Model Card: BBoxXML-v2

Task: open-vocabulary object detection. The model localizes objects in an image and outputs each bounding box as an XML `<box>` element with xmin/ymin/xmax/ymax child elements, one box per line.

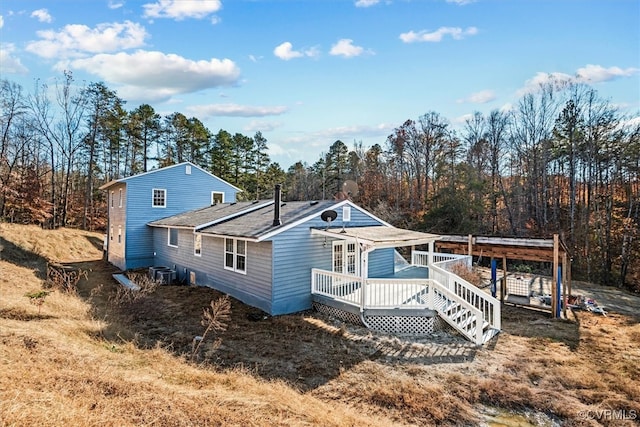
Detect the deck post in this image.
<box><xmin>501</xmin><ymin>255</ymin><xmax>507</xmax><ymax>303</ymax></box>
<box><xmin>360</xmin><ymin>249</ymin><xmax>369</xmax><ymax>310</ymax></box>
<box><xmin>552</xmin><ymin>234</ymin><xmax>559</xmax><ymax>318</ymax></box>
<box><xmin>428</xmin><ymin>241</ymin><xmax>434</xmax><ymax>266</ymax></box>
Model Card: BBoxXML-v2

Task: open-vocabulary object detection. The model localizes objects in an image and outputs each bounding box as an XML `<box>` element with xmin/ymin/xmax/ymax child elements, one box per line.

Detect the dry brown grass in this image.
<box><xmin>2</xmin><ymin>223</ymin><xmax>640</xmax><ymax>426</ymax></box>
<box><xmin>0</xmin><ymin>224</ymin><xmax>397</xmax><ymax>427</ymax></box>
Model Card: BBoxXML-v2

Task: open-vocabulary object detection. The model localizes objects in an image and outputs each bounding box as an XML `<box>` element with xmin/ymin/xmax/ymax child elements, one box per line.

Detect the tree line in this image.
<box><xmin>1</xmin><ymin>73</ymin><xmax>638</xmax><ymax>289</ymax></box>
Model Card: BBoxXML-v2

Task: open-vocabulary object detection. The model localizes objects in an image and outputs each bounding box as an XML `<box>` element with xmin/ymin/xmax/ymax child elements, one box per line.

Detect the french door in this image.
<box><xmin>332</xmin><ymin>240</ymin><xmax>359</xmax><ymax>276</ymax></box>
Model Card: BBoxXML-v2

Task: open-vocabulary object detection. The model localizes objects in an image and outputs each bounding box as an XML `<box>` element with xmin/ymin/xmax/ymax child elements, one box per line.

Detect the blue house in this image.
<box><xmin>103</xmin><ymin>162</ymin><xmax>501</xmax><ymax>344</ymax></box>
<box><xmin>99</xmin><ymin>162</ymin><xmax>240</xmax><ymax>271</ymax></box>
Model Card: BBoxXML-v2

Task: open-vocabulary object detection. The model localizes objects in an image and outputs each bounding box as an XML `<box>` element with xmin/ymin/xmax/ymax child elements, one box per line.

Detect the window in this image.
<box><xmin>194</xmin><ymin>234</ymin><xmax>202</xmax><ymax>256</ymax></box>
<box><xmin>168</xmin><ymin>228</ymin><xmax>178</xmax><ymax>247</ymax></box>
<box><xmin>152</xmin><ymin>188</ymin><xmax>166</xmax><ymax>208</ymax></box>
<box><xmin>185</xmin><ymin>165</ymin><xmax>192</xmax><ymax>175</ymax></box>
<box><xmin>117</xmin><ymin>226</ymin><xmax>122</xmax><ymax>244</ymax></box>
<box><xmin>110</xmin><ymin>225</ymin><xmax>113</xmax><ymax>241</ymax></box>
<box><xmin>343</xmin><ymin>206</ymin><xmax>351</xmax><ymax>222</ymax></box>
<box><xmin>110</xmin><ymin>191</ymin><xmax>114</xmax><ymax>208</ymax></box>
<box><xmin>224</xmin><ymin>238</ymin><xmax>247</xmax><ymax>274</ymax></box>
<box><xmin>333</xmin><ymin>241</ymin><xmax>359</xmax><ymax>276</ymax></box>
<box><xmin>118</xmin><ymin>189</ymin><xmax>123</xmax><ymax>208</ymax></box>
<box><xmin>211</xmin><ymin>191</ymin><xmax>224</xmax><ymax>205</ymax></box>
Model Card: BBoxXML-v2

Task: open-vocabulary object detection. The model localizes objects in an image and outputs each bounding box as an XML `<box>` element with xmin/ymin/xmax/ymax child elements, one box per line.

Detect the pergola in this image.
<box><xmin>435</xmin><ymin>234</ymin><xmax>571</xmax><ymax>318</ymax></box>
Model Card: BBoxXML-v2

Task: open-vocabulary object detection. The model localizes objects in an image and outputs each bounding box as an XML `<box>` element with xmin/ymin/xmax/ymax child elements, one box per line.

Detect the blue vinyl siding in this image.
<box><xmin>152</xmin><ymin>228</ymin><xmax>273</xmax><ymax>313</ymax></box>
<box><xmin>368</xmin><ymin>248</ymin><xmax>395</xmax><ymax>278</ymax></box>
<box><xmin>120</xmin><ymin>164</ymin><xmax>238</xmax><ymax>270</ymax></box>
<box><xmin>270</xmin><ymin>204</ymin><xmax>386</xmax><ymax>314</ymax></box>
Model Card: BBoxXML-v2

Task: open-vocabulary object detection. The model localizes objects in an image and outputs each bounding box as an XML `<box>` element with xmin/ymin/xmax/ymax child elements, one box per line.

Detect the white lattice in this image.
<box><xmin>364</xmin><ymin>315</ymin><xmax>435</xmax><ymax>335</ymax></box>
<box><xmin>312</xmin><ymin>302</ymin><xmax>363</xmax><ymax>325</ymax></box>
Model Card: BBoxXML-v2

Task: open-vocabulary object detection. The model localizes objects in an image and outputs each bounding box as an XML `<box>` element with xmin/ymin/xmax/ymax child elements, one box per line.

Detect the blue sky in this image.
<box><xmin>1</xmin><ymin>0</ymin><xmax>639</xmax><ymax>169</ymax></box>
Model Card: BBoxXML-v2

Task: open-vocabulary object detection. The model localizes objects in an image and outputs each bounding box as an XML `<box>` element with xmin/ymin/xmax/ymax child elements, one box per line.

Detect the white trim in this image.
<box><xmin>256</xmin><ymin>199</ymin><xmax>390</xmax><ymax>242</ymax></box>
<box><xmin>332</xmin><ymin>240</ymin><xmax>360</xmax><ymax>276</ymax></box>
<box><xmin>168</xmin><ymin>228</ymin><xmax>178</xmax><ymax>247</ymax></box>
<box><xmin>152</xmin><ymin>188</ymin><xmax>166</xmax><ymax>208</ymax></box>
<box><xmin>194</xmin><ymin>233</ymin><xmax>202</xmax><ymax>257</ymax></box>
<box><xmin>194</xmin><ymin>201</ymin><xmax>274</xmax><ymax>231</ymax></box>
<box><xmin>211</xmin><ymin>191</ymin><xmax>225</xmax><ymax>205</ymax></box>
<box><xmin>224</xmin><ymin>237</ymin><xmax>247</xmax><ymax>274</ymax></box>
<box><xmin>100</xmin><ymin>161</ymin><xmax>242</xmax><ymax>192</ymax></box>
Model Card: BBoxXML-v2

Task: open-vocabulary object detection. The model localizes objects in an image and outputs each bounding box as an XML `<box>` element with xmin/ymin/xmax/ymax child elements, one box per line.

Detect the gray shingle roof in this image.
<box><xmin>148</xmin><ymin>200</ymin><xmax>271</xmax><ymax>228</ymax></box>
<box><xmin>148</xmin><ymin>199</ymin><xmax>339</xmax><ymax>239</ymax></box>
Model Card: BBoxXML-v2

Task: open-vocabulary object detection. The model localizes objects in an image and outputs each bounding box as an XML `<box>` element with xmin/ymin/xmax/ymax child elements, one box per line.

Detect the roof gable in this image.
<box><xmin>99</xmin><ymin>162</ymin><xmax>241</xmax><ymax>192</ymax></box>
<box><xmin>148</xmin><ymin>199</ymin><xmax>387</xmax><ymax>241</ymax></box>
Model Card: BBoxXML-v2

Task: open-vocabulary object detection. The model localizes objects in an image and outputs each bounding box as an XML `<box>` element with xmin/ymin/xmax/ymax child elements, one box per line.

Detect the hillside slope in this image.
<box><xmin>1</xmin><ymin>223</ymin><xmax>639</xmax><ymax>426</ymax></box>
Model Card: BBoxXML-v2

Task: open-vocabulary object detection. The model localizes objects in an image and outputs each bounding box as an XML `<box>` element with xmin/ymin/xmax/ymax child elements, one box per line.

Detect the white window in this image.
<box><xmin>168</xmin><ymin>228</ymin><xmax>178</xmax><ymax>247</ymax></box>
<box><xmin>152</xmin><ymin>188</ymin><xmax>166</xmax><ymax>208</ymax></box>
<box><xmin>185</xmin><ymin>165</ymin><xmax>192</xmax><ymax>175</ymax></box>
<box><xmin>224</xmin><ymin>238</ymin><xmax>247</xmax><ymax>274</ymax></box>
<box><xmin>343</xmin><ymin>206</ymin><xmax>351</xmax><ymax>222</ymax></box>
<box><xmin>194</xmin><ymin>234</ymin><xmax>202</xmax><ymax>256</ymax></box>
<box><xmin>117</xmin><ymin>226</ymin><xmax>122</xmax><ymax>244</ymax></box>
<box><xmin>118</xmin><ymin>189</ymin><xmax>123</xmax><ymax>208</ymax></box>
<box><xmin>110</xmin><ymin>225</ymin><xmax>113</xmax><ymax>241</ymax></box>
<box><xmin>332</xmin><ymin>240</ymin><xmax>359</xmax><ymax>276</ymax></box>
<box><xmin>110</xmin><ymin>191</ymin><xmax>114</xmax><ymax>208</ymax></box>
<box><xmin>212</xmin><ymin>191</ymin><xmax>224</xmax><ymax>205</ymax></box>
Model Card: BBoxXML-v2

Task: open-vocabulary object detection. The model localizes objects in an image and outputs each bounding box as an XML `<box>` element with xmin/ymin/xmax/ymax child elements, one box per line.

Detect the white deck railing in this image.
<box><xmin>311</xmin><ymin>269</ymin><xmax>363</xmax><ymax>306</ymax></box>
<box><xmin>311</xmin><ymin>251</ymin><xmax>501</xmax><ymax>344</ymax></box>
<box><xmin>413</xmin><ymin>251</ymin><xmax>501</xmax><ymax>331</ymax></box>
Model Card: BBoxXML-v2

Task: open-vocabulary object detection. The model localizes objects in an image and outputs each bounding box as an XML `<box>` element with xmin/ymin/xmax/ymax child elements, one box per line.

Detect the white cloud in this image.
<box><xmin>244</xmin><ymin>120</ymin><xmax>283</xmax><ymax>133</ymax></box>
<box><xmin>31</xmin><ymin>9</ymin><xmax>53</xmax><ymax>23</ymax></box>
<box><xmin>143</xmin><ymin>0</ymin><xmax>222</xmax><ymax>20</ymax></box>
<box><xmin>330</xmin><ymin>39</ymin><xmax>370</xmax><ymax>58</ymax></box>
<box><xmin>68</xmin><ymin>50</ymin><xmax>240</xmax><ymax>102</ymax></box>
<box><xmin>0</xmin><ymin>15</ymin><xmax>4</xmax><ymax>29</ymax></box>
<box><xmin>187</xmin><ymin>103</ymin><xmax>288</xmax><ymax>118</ymax></box>
<box><xmin>108</xmin><ymin>1</ymin><xmax>124</xmax><ymax>9</ymax></box>
<box><xmin>0</xmin><ymin>43</ymin><xmax>29</xmax><ymax>74</ymax></box>
<box><xmin>446</xmin><ymin>0</ymin><xmax>476</xmax><ymax>5</ymax></box>
<box><xmin>26</xmin><ymin>21</ymin><xmax>148</xmax><ymax>59</ymax></box>
<box><xmin>453</xmin><ymin>113</ymin><xmax>474</xmax><ymax>125</ymax></box>
<box><xmin>355</xmin><ymin>0</ymin><xmax>380</xmax><ymax>7</ymax></box>
<box><xmin>576</xmin><ymin>64</ymin><xmax>639</xmax><ymax>83</ymax></box>
<box><xmin>273</xmin><ymin>42</ymin><xmax>318</xmax><ymax>60</ymax></box>
<box><xmin>457</xmin><ymin>89</ymin><xmax>496</xmax><ymax>104</ymax></box>
<box><xmin>274</xmin><ymin>42</ymin><xmax>302</xmax><ymax>60</ymax></box>
<box><xmin>517</xmin><ymin>65</ymin><xmax>639</xmax><ymax>96</ymax></box>
<box><xmin>400</xmin><ymin>26</ymin><xmax>478</xmax><ymax>43</ymax></box>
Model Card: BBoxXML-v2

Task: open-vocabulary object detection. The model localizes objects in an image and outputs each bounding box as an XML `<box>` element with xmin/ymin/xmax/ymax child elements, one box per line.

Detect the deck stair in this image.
<box><xmin>434</xmin><ymin>286</ymin><xmax>499</xmax><ymax>344</ymax></box>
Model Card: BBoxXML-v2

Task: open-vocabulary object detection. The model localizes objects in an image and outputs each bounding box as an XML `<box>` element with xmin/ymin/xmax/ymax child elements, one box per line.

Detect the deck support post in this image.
<box><xmin>428</xmin><ymin>241</ymin><xmax>434</xmax><ymax>266</ymax></box>
<box><xmin>501</xmin><ymin>256</ymin><xmax>507</xmax><ymax>303</ymax></box>
<box><xmin>552</xmin><ymin>234</ymin><xmax>559</xmax><ymax>319</ymax></box>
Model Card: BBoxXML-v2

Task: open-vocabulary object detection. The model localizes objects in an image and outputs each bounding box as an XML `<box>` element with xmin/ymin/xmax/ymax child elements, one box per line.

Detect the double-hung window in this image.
<box><xmin>194</xmin><ymin>234</ymin><xmax>202</xmax><ymax>256</ymax></box>
<box><xmin>168</xmin><ymin>228</ymin><xmax>178</xmax><ymax>247</ymax></box>
<box><xmin>152</xmin><ymin>188</ymin><xmax>166</xmax><ymax>208</ymax></box>
<box><xmin>224</xmin><ymin>238</ymin><xmax>246</xmax><ymax>274</ymax></box>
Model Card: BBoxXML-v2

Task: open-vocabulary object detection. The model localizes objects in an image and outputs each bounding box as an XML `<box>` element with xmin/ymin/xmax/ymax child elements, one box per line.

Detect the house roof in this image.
<box><xmin>98</xmin><ymin>161</ymin><xmax>242</xmax><ymax>192</ymax></box>
<box><xmin>149</xmin><ymin>199</ymin><xmax>343</xmax><ymax>241</ymax></box>
<box><xmin>311</xmin><ymin>226</ymin><xmax>441</xmax><ymax>250</ymax></box>
<box><xmin>150</xmin><ymin>197</ymin><xmax>441</xmax><ymax>247</ymax></box>
<box><xmin>148</xmin><ymin>200</ymin><xmax>273</xmax><ymax>229</ymax></box>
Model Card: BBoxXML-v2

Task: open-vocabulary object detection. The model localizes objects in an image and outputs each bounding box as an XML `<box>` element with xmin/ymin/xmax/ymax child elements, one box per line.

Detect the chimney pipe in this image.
<box><xmin>272</xmin><ymin>184</ymin><xmax>282</xmax><ymax>226</ymax></box>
